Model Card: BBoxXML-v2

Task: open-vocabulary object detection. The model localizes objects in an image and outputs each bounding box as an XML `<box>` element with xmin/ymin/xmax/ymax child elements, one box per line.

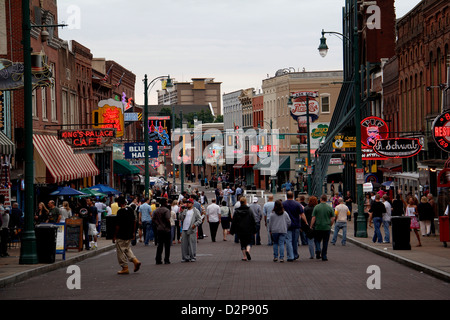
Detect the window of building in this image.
<box><xmin>321</xmin><ymin>94</ymin><xmax>330</xmax><ymax>113</ymax></box>
<box><xmin>50</xmin><ymin>64</ymin><xmax>57</xmax><ymax>121</ymax></box>
<box><xmin>41</xmin><ymin>87</ymin><xmax>47</xmax><ymax>120</ymax></box>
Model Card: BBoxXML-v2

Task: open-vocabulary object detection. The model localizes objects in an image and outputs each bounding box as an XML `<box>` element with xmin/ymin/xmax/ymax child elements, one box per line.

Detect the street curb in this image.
<box><xmin>0</xmin><ymin>244</ymin><xmax>116</xmax><ymax>288</ymax></box>
<box><xmin>341</xmin><ymin>233</ymin><xmax>450</xmax><ymax>283</ymax></box>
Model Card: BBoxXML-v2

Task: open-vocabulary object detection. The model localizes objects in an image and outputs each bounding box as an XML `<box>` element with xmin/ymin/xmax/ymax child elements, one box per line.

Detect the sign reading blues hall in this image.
<box><xmin>124</xmin><ymin>142</ymin><xmax>158</xmax><ymax>159</ymax></box>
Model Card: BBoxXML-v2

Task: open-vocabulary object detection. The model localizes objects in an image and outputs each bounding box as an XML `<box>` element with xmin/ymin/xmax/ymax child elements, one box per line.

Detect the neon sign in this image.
<box><xmin>92</xmin><ymin>99</ymin><xmax>125</xmax><ymax>137</ymax></box>
<box><xmin>148</xmin><ymin>116</ymin><xmax>171</xmax><ymax>146</ymax></box>
<box><xmin>373</xmin><ymin>138</ymin><xmax>422</xmax><ymax>159</ymax></box>
<box><xmin>432</xmin><ymin>111</ymin><xmax>450</xmax><ymax>152</ymax></box>
<box><xmin>58</xmin><ymin>129</ymin><xmax>116</xmax><ymax>148</ymax></box>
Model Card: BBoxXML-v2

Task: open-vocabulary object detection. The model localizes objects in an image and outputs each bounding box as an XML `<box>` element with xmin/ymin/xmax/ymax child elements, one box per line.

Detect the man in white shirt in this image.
<box><xmin>180</xmin><ymin>199</ymin><xmax>202</xmax><ymax>262</ymax></box>
<box><xmin>382</xmin><ymin>195</ymin><xmax>392</xmax><ymax>243</ymax></box>
<box><xmin>331</xmin><ymin>198</ymin><xmax>349</xmax><ymax>246</ymax></box>
<box><xmin>206</xmin><ymin>199</ymin><xmax>221</xmax><ymax>242</ymax></box>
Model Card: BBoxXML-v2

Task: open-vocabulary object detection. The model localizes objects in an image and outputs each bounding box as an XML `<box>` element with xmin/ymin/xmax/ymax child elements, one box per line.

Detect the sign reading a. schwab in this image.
<box><xmin>124</xmin><ymin>142</ymin><xmax>158</xmax><ymax>159</ymax></box>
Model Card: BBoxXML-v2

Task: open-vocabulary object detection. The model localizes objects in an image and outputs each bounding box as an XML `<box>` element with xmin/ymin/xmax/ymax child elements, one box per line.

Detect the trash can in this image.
<box><xmin>439</xmin><ymin>215</ymin><xmax>449</xmax><ymax>247</ymax></box>
<box><xmin>391</xmin><ymin>216</ymin><xmax>411</xmax><ymax>250</ymax></box>
<box><xmin>105</xmin><ymin>215</ymin><xmax>118</xmax><ymax>240</ymax></box>
<box><xmin>35</xmin><ymin>224</ymin><xmax>58</xmax><ymax>263</ymax></box>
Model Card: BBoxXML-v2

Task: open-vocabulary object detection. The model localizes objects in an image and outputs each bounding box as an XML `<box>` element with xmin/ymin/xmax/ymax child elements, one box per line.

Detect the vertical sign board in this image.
<box><xmin>65</xmin><ymin>218</ymin><xmax>83</xmax><ymax>251</ymax></box>
<box><xmin>55</xmin><ymin>222</ymin><xmax>66</xmax><ymax>260</ymax></box>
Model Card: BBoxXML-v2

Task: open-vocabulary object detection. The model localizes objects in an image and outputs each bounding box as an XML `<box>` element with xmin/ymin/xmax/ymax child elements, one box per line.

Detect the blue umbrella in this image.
<box><xmin>89</xmin><ymin>184</ymin><xmax>121</xmax><ymax>196</ymax></box>
<box><xmin>50</xmin><ymin>186</ymin><xmax>87</xmax><ymax>196</ymax></box>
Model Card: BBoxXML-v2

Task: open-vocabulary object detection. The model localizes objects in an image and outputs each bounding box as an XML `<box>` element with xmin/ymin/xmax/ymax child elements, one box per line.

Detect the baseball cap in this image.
<box><xmin>253</xmin><ymin>197</ymin><xmax>258</xmax><ymax>203</ymax></box>
<box><xmin>185</xmin><ymin>198</ymin><xmax>194</xmax><ymax>204</ymax></box>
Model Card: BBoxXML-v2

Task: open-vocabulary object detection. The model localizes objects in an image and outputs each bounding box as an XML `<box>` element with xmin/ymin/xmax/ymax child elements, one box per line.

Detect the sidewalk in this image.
<box><xmin>0</xmin><ymin>237</ymin><xmax>115</xmax><ymax>288</ymax></box>
<box><xmin>338</xmin><ymin>219</ymin><xmax>450</xmax><ymax>282</ymax></box>
<box><xmin>1</xmin><ymin>190</ymin><xmax>449</xmax><ymax>287</ymax></box>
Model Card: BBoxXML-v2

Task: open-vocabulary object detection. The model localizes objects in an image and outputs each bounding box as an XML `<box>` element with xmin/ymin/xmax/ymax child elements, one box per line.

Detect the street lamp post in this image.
<box><xmin>143</xmin><ymin>74</ymin><xmax>172</xmax><ymax>198</ymax></box>
<box><xmin>259</xmin><ymin>120</ymin><xmax>276</xmax><ymax>195</ymax></box>
<box><xmin>19</xmin><ymin>0</ymin><xmax>38</xmax><ymax>264</ymax></box>
<box><xmin>318</xmin><ymin>0</ymin><xmax>366</xmax><ymax>237</ymax></box>
<box><xmin>19</xmin><ymin>2</ymin><xmax>68</xmax><ymax>264</ymax></box>
<box><xmin>288</xmin><ymin>93</ymin><xmax>315</xmax><ymax>196</ymax></box>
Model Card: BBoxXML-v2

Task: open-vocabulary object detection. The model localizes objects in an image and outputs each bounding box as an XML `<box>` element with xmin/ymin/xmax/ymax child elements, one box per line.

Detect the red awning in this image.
<box><xmin>135</xmin><ymin>164</ymin><xmax>158</xmax><ymax>176</ymax></box>
<box><xmin>233</xmin><ymin>155</ymin><xmax>256</xmax><ymax>169</ymax></box>
<box><xmin>33</xmin><ymin>134</ymin><xmax>100</xmax><ymax>184</ymax></box>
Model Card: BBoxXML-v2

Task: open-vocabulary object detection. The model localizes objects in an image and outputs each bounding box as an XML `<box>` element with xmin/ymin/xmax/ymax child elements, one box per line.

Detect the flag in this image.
<box><xmin>116</xmin><ymin>72</ymin><xmax>125</xmax><ymax>87</ymax></box>
<box><xmin>102</xmin><ymin>64</ymin><xmax>113</xmax><ymax>81</ymax></box>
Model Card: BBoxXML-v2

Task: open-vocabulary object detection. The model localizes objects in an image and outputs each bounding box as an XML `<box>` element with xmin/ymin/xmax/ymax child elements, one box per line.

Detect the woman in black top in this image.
<box><xmin>392</xmin><ymin>194</ymin><xmax>406</xmax><ymax>217</ymax></box>
<box><xmin>230</xmin><ymin>197</ymin><xmax>256</xmax><ymax>261</ymax></box>
<box><xmin>417</xmin><ymin>196</ymin><xmax>434</xmax><ymax>236</ymax></box>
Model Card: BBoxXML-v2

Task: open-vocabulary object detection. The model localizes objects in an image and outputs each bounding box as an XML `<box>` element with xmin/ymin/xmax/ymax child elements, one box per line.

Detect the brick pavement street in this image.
<box><xmin>0</xmin><ymin>184</ymin><xmax>449</xmax><ymax>303</ymax></box>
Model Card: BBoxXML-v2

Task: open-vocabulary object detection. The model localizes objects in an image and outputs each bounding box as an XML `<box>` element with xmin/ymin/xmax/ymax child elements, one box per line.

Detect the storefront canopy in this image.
<box><xmin>113</xmin><ymin>159</ymin><xmax>140</xmax><ymax>175</ymax></box>
<box><xmin>253</xmin><ymin>155</ymin><xmax>290</xmax><ymax>172</ymax></box>
<box><xmin>33</xmin><ymin>134</ymin><xmax>99</xmax><ymax>184</ymax></box>
<box><xmin>0</xmin><ymin>131</ymin><xmax>15</xmax><ymax>155</ymax></box>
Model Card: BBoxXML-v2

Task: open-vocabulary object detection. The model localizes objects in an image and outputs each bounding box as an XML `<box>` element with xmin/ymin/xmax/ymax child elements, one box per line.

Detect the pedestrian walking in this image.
<box><xmin>331</xmin><ymin>198</ymin><xmax>349</xmax><ymax>246</ymax></box>
<box><xmin>427</xmin><ymin>193</ymin><xmax>437</xmax><ymax>235</ymax></box>
<box><xmin>344</xmin><ymin>191</ymin><xmax>353</xmax><ymax>221</ymax></box>
<box><xmin>171</xmin><ymin>200</ymin><xmax>181</xmax><ymax>244</ymax></box>
<box><xmin>138</xmin><ymin>198</ymin><xmax>153</xmax><ymax>246</ymax></box>
<box><xmin>76</xmin><ymin>198</ymin><xmax>90</xmax><ymax>250</ymax></box>
<box><xmin>230</xmin><ymin>197</ymin><xmax>256</xmax><ymax>261</ymax></box>
<box><xmin>268</xmin><ymin>200</ymin><xmax>291</xmax><ymax>262</ymax></box>
<box><xmin>382</xmin><ymin>195</ymin><xmax>392</xmax><ymax>243</ymax></box>
<box><xmin>310</xmin><ymin>194</ymin><xmax>335</xmax><ymax>261</ymax></box>
<box><xmin>220</xmin><ymin>200</ymin><xmax>231</xmax><ymax>241</ymax></box>
<box><xmin>113</xmin><ymin>197</ymin><xmax>141</xmax><ymax>275</ymax></box>
<box><xmin>368</xmin><ymin>194</ymin><xmax>386</xmax><ymax>244</ymax></box>
<box><xmin>249</xmin><ymin>197</ymin><xmax>263</xmax><ymax>245</ymax></box>
<box><xmin>303</xmin><ymin>196</ymin><xmax>318</xmax><ymax>259</ymax></box>
<box><xmin>86</xmin><ymin>198</ymin><xmax>99</xmax><ymax>249</ymax></box>
<box><xmin>179</xmin><ymin>199</ymin><xmax>202</xmax><ymax>262</ymax></box>
<box><xmin>0</xmin><ymin>201</ymin><xmax>9</xmax><ymax>257</ymax></box>
<box><xmin>206</xmin><ymin>199</ymin><xmax>221</xmax><ymax>242</ymax></box>
<box><xmin>152</xmin><ymin>197</ymin><xmax>172</xmax><ymax>264</ymax></box>
<box><xmin>417</xmin><ymin>196</ymin><xmax>433</xmax><ymax>237</ymax></box>
<box><xmin>263</xmin><ymin>195</ymin><xmax>275</xmax><ymax>246</ymax></box>
<box><xmin>392</xmin><ymin>194</ymin><xmax>406</xmax><ymax>217</ymax></box>
<box><xmin>282</xmin><ymin>191</ymin><xmax>308</xmax><ymax>261</ymax></box>
<box><xmin>406</xmin><ymin>197</ymin><xmax>422</xmax><ymax>246</ymax></box>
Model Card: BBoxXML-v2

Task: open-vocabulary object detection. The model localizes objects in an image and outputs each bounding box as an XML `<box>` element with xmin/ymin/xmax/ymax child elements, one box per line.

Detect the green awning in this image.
<box><xmin>114</xmin><ymin>159</ymin><xmax>140</xmax><ymax>175</ymax></box>
<box><xmin>253</xmin><ymin>155</ymin><xmax>290</xmax><ymax>172</ymax></box>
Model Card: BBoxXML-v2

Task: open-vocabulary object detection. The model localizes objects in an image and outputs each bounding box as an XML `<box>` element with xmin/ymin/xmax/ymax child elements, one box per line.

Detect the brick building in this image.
<box><xmin>393</xmin><ymin>0</ymin><xmax>449</xmax><ymax>210</ymax></box>
<box><xmin>0</xmin><ymin>0</ymin><xmax>137</xmax><ymax>203</ymax></box>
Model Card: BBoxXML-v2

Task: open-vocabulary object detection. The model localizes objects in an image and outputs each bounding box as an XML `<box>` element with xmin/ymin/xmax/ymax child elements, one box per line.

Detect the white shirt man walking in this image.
<box><xmin>206</xmin><ymin>199</ymin><xmax>221</xmax><ymax>242</ymax></box>
<box><xmin>331</xmin><ymin>198</ymin><xmax>349</xmax><ymax>246</ymax></box>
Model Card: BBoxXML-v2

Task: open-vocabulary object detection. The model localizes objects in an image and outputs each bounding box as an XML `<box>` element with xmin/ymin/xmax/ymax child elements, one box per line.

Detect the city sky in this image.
<box><xmin>57</xmin><ymin>0</ymin><xmax>422</xmax><ymax>107</ymax></box>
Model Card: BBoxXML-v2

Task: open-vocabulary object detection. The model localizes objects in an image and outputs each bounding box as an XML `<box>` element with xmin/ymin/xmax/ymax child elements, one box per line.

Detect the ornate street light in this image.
<box><xmin>318</xmin><ymin>2</ymin><xmax>367</xmax><ymax>238</ymax></box>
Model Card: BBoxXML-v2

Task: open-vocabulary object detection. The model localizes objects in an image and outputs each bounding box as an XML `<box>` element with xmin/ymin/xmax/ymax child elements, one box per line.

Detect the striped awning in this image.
<box><xmin>0</xmin><ymin>131</ymin><xmax>15</xmax><ymax>155</ymax></box>
<box><xmin>33</xmin><ymin>134</ymin><xmax>100</xmax><ymax>184</ymax></box>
